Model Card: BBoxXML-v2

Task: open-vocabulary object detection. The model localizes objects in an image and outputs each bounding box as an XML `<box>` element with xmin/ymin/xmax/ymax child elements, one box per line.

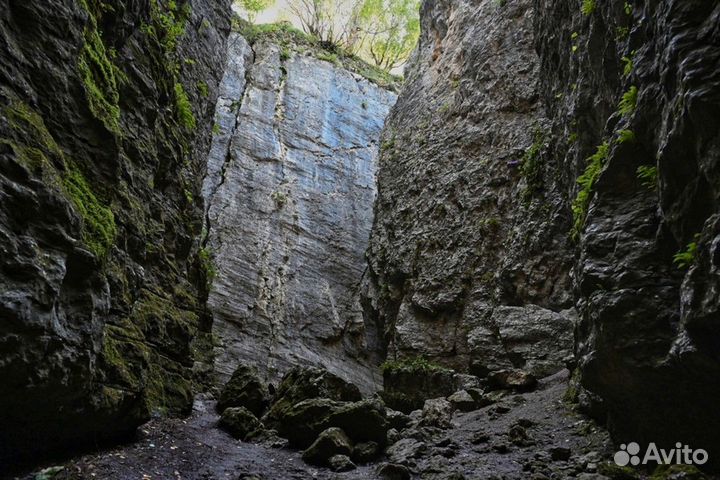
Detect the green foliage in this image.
<box><xmin>77</xmin><ymin>22</ymin><xmax>123</xmax><ymax>134</ymax></box>
<box><xmin>571</xmin><ymin>142</ymin><xmax>609</xmax><ymax>241</ymax></box>
<box><xmin>581</xmin><ymin>0</ymin><xmax>595</xmax><ymax>16</ymax></box>
<box><xmin>198</xmin><ymin>247</ymin><xmax>217</xmax><ymax>284</ymax></box>
<box><xmin>381</xmin><ymin>356</ymin><xmax>448</xmax><ymax>374</ymax></box>
<box><xmin>174</xmin><ymin>83</ymin><xmax>196</xmax><ymax>129</ymax></box>
<box><xmin>617</xmin><ymin>129</ymin><xmax>635</xmax><ymax>143</ymax></box>
<box><xmin>280</xmin><ymin>46</ymin><xmax>291</xmax><ymax>61</ymax></box>
<box><xmin>619</xmin><ymin>85</ymin><xmax>638</xmax><ymax>116</ymax></box>
<box><xmin>623</xmin><ymin>1</ymin><xmax>633</xmax><ymax>15</ymax></box>
<box><xmin>197</xmin><ymin>81</ymin><xmax>209</xmax><ymax>97</ymax></box>
<box><xmin>621</xmin><ymin>54</ymin><xmax>634</xmax><ymax>77</ymax></box>
<box><xmin>234</xmin><ymin>20</ymin><xmax>402</xmax><ymax>90</ymax></box>
<box><xmin>359</xmin><ymin>0</ymin><xmax>420</xmax><ymax>70</ymax></box>
<box><xmin>616</xmin><ymin>26</ymin><xmax>629</xmax><ymax>41</ymax></box>
<box><xmin>636</xmin><ymin>165</ymin><xmax>657</xmax><ymax>190</ymax></box>
<box><xmin>271</xmin><ymin>190</ymin><xmax>288</xmax><ymax>208</ymax></box>
<box><xmin>212</xmin><ymin>123</ymin><xmax>221</xmax><ymax>134</ymax></box>
<box><xmin>317</xmin><ymin>51</ymin><xmax>340</xmax><ymax>65</ymax></box>
<box><xmin>673</xmin><ymin>235</ymin><xmax>699</xmax><ymax>269</ymax></box>
<box><xmin>150</xmin><ymin>0</ymin><xmax>191</xmax><ymax>54</ymax></box>
<box><xmin>63</xmin><ymin>163</ymin><xmax>117</xmax><ymax>257</ymax></box>
<box><xmin>235</xmin><ymin>0</ymin><xmax>275</xmax><ymax>23</ymax></box>
<box><xmin>521</xmin><ymin>128</ymin><xmax>546</xmax><ymax>200</ymax></box>
<box><xmin>5</xmin><ymin>100</ymin><xmax>116</xmax><ymax>258</ymax></box>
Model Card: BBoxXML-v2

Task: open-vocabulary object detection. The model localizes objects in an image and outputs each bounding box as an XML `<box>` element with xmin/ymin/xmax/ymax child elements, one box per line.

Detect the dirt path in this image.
<box><xmin>14</xmin><ymin>372</ymin><xmax>622</xmax><ymax>480</ymax></box>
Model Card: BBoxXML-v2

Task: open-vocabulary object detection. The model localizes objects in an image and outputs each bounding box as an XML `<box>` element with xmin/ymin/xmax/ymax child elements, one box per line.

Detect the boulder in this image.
<box><xmin>264</xmin><ymin>395</ymin><xmax>389</xmax><ymax>448</ymax></box>
<box><xmin>266</xmin><ymin>398</ymin><xmax>343</xmax><ymax>448</ymax></box>
<box><xmin>327</xmin><ymin>397</ymin><xmax>389</xmax><ymax>445</ymax></box>
<box><xmin>386</xmin><ymin>408</ymin><xmax>413</xmax><ymax>430</ymax></box>
<box><xmin>377</xmin><ymin>463</ymin><xmax>411</xmax><ymax>480</ymax></box>
<box><xmin>386</xmin><ymin>438</ymin><xmax>428</xmax><ymax>464</ymax></box>
<box><xmin>381</xmin><ymin>364</ymin><xmax>456</xmax><ymax>413</ymax></box>
<box><xmin>263</xmin><ymin>367</ymin><xmax>361</xmax><ymax>434</ymax></box>
<box><xmin>447</xmin><ymin>390</ymin><xmax>477</xmax><ymax>412</ymax></box>
<box><xmin>328</xmin><ymin>454</ymin><xmax>356</xmax><ymax>472</ymax></box>
<box><xmin>420</xmin><ymin>398</ymin><xmax>454</xmax><ymax>429</ymax></box>
<box><xmin>219</xmin><ymin>407</ymin><xmax>264</xmax><ymax>440</ymax></box>
<box><xmin>217</xmin><ymin>364</ymin><xmax>270</xmax><ymax>416</ymax></box>
<box><xmin>352</xmin><ymin>441</ymin><xmax>380</xmax><ymax>463</ymax></box>
<box><xmin>301</xmin><ymin>427</ymin><xmax>352</xmax><ymax>466</ymax></box>
<box><xmin>487</xmin><ymin>369</ymin><xmax>538</xmax><ymax>392</ymax></box>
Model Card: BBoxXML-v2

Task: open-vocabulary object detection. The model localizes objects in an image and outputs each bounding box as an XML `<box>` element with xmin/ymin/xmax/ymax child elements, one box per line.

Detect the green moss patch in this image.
<box><xmin>4</xmin><ymin>100</ymin><xmax>117</xmax><ymax>257</ymax></box>
<box><xmin>174</xmin><ymin>83</ymin><xmax>196</xmax><ymax>129</ymax></box>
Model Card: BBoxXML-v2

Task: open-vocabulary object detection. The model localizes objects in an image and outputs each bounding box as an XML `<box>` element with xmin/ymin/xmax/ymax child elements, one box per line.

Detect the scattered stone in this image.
<box><xmin>492</xmin><ymin>443</ymin><xmax>510</xmax><ymax>454</ymax></box>
<box><xmin>470</xmin><ymin>432</ymin><xmax>490</xmax><ymax>444</ymax></box>
<box><xmin>386</xmin><ymin>428</ymin><xmax>401</xmax><ymax>445</ymax></box>
<box><xmin>219</xmin><ymin>407</ymin><xmax>264</xmax><ymax>440</ymax></box>
<box><xmin>377</xmin><ymin>463</ymin><xmax>411</xmax><ymax>480</ymax></box>
<box><xmin>508</xmin><ymin>424</ymin><xmax>533</xmax><ymax>446</ymax></box>
<box><xmin>216</xmin><ymin>364</ymin><xmax>270</xmax><ymax>416</ymax></box>
<box><xmin>517</xmin><ymin>418</ymin><xmax>534</xmax><ymax>428</ymax></box>
<box><xmin>447</xmin><ymin>390</ymin><xmax>478</xmax><ymax>412</ymax></box>
<box><xmin>301</xmin><ymin>427</ymin><xmax>352</xmax><ymax>466</ymax></box>
<box><xmin>596</xmin><ymin>463</ymin><xmax>641</xmax><ymax>479</ymax></box>
<box><xmin>453</xmin><ymin>373</ymin><xmax>481</xmax><ymax>390</ymax></box>
<box><xmin>420</xmin><ymin>398</ymin><xmax>454</xmax><ymax>429</ymax></box>
<box><xmin>549</xmin><ymin>446</ymin><xmax>572</xmax><ymax>461</ymax></box>
<box><xmin>328</xmin><ymin>454</ymin><xmax>356</xmax><ymax>472</ymax></box>
<box><xmin>487</xmin><ymin>369</ymin><xmax>538</xmax><ymax>392</ymax></box>
<box><xmin>386</xmin><ymin>438</ymin><xmax>427</xmax><ymax>463</ymax></box>
<box><xmin>386</xmin><ymin>408</ymin><xmax>413</xmax><ymax>430</ymax></box>
<box><xmin>351</xmin><ymin>441</ymin><xmax>380</xmax><ymax>463</ymax></box>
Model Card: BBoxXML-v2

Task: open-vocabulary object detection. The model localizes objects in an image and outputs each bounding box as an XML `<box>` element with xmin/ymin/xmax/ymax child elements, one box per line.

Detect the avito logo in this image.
<box><xmin>614</xmin><ymin>442</ymin><xmax>708</xmax><ymax>467</ymax></box>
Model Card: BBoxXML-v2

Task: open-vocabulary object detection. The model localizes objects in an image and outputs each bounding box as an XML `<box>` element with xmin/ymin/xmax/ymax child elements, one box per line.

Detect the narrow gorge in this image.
<box><xmin>1</xmin><ymin>0</ymin><xmax>719</xmax><ymax>479</ymax></box>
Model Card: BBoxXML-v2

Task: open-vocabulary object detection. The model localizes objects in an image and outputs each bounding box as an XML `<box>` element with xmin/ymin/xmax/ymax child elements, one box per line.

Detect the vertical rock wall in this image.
<box><xmin>0</xmin><ymin>0</ymin><xmax>231</xmax><ymax>463</ymax></box>
<box><xmin>367</xmin><ymin>0</ymin><xmax>720</xmax><ymax>466</ymax></box>
<box><xmin>535</xmin><ymin>0</ymin><xmax>720</xmax><ymax>463</ymax></box>
<box><xmin>364</xmin><ymin>0</ymin><xmax>575</xmax><ymax>379</ymax></box>
<box><xmin>203</xmin><ymin>31</ymin><xmax>397</xmax><ymax>392</ymax></box>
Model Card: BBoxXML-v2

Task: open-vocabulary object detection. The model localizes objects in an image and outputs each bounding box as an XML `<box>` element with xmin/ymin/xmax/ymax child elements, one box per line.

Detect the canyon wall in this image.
<box><xmin>364</xmin><ymin>0</ymin><xmax>575</xmax><ymax>380</ymax></box>
<box><xmin>367</xmin><ymin>0</ymin><xmax>720</xmax><ymax>464</ymax></box>
<box><xmin>0</xmin><ymin>0</ymin><xmax>231</xmax><ymax>462</ymax></box>
<box><xmin>203</xmin><ymin>26</ymin><xmax>397</xmax><ymax>393</ymax></box>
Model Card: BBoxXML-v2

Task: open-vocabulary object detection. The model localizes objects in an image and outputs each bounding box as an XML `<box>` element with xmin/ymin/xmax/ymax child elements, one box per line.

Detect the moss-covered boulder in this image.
<box><xmin>263</xmin><ymin>366</ymin><xmax>362</xmax><ymax>435</ymax></box>
<box><xmin>326</xmin><ymin>397</ymin><xmax>389</xmax><ymax>446</ymax></box>
<box><xmin>380</xmin><ymin>358</ymin><xmax>457</xmax><ymax>413</ymax></box>
<box><xmin>301</xmin><ymin>427</ymin><xmax>353</xmax><ymax>466</ymax></box>
<box><xmin>217</xmin><ymin>364</ymin><xmax>270</xmax><ymax>416</ymax></box>
<box><xmin>219</xmin><ymin>407</ymin><xmax>264</xmax><ymax>441</ymax></box>
<box><xmin>267</xmin><ymin>398</ymin><xmax>344</xmax><ymax>448</ymax></box>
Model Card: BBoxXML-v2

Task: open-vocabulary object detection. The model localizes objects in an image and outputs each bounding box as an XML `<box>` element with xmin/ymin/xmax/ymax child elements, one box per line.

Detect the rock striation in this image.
<box><xmin>202</xmin><ymin>26</ymin><xmax>397</xmax><ymax>393</ymax></box>
<box><xmin>0</xmin><ymin>0</ymin><xmax>231</xmax><ymax>463</ymax></box>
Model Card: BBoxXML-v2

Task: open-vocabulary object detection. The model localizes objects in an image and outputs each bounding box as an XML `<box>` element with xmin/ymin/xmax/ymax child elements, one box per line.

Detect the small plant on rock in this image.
<box><xmin>581</xmin><ymin>0</ymin><xmax>595</xmax><ymax>16</ymax></box>
<box><xmin>636</xmin><ymin>165</ymin><xmax>657</xmax><ymax>190</ymax></box>
<box><xmin>619</xmin><ymin>85</ymin><xmax>638</xmax><ymax>117</ymax></box>
<box><xmin>673</xmin><ymin>235</ymin><xmax>699</xmax><ymax>269</ymax></box>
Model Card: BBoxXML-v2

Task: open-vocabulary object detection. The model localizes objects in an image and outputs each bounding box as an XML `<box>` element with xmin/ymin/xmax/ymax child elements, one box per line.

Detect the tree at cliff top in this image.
<box><xmin>286</xmin><ymin>0</ymin><xmax>419</xmax><ymax>70</ymax></box>
<box><xmin>236</xmin><ymin>0</ymin><xmax>275</xmax><ymax>23</ymax></box>
<box><xmin>358</xmin><ymin>0</ymin><xmax>419</xmax><ymax>70</ymax></box>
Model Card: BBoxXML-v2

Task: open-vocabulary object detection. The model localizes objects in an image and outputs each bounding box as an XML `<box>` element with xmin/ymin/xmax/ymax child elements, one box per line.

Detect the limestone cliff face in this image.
<box><xmin>364</xmin><ymin>0</ymin><xmax>575</xmax><ymax>379</ymax></box>
<box><xmin>367</xmin><ymin>0</ymin><xmax>720</xmax><ymax>464</ymax></box>
<box><xmin>203</xmin><ymin>29</ymin><xmax>397</xmax><ymax>392</ymax></box>
<box><xmin>0</xmin><ymin>0</ymin><xmax>231</xmax><ymax>462</ymax></box>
